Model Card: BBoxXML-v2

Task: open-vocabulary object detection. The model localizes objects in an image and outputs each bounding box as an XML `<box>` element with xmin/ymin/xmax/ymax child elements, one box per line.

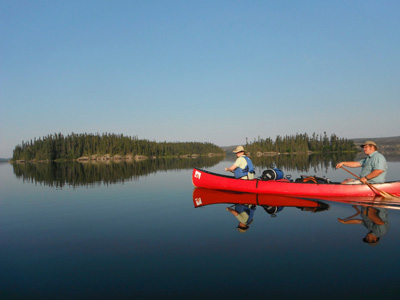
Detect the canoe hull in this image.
<box><xmin>192</xmin><ymin>168</ymin><xmax>400</xmax><ymax>197</ymax></box>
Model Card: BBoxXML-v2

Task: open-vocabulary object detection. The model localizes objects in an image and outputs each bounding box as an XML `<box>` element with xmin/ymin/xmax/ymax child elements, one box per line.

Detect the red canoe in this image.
<box><xmin>192</xmin><ymin>168</ymin><xmax>400</xmax><ymax>197</ymax></box>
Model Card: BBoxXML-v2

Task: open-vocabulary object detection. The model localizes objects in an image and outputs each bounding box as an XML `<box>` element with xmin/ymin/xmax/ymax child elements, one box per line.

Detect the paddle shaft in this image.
<box><xmin>340</xmin><ymin>166</ymin><xmax>364</xmax><ymax>181</ymax></box>
<box><xmin>340</xmin><ymin>166</ymin><xmax>395</xmax><ymax>197</ymax></box>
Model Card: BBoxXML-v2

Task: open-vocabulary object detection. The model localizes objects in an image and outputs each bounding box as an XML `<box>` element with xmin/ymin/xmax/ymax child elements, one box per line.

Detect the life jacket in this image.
<box><xmin>234</xmin><ymin>156</ymin><xmax>255</xmax><ymax>179</ymax></box>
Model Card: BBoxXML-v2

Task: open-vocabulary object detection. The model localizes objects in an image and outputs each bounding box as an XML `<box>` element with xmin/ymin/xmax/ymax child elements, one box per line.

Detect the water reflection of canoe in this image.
<box><xmin>192</xmin><ymin>168</ymin><xmax>400</xmax><ymax>197</ymax></box>
<box><xmin>312</xmin><ymin>195</ymin><xmax>400</xmax><ymax>210</ymax></box>
<box><xmin>193</xmin><ymin>188</ymin><xmax>328</xmax><ymax>211</ymax></box>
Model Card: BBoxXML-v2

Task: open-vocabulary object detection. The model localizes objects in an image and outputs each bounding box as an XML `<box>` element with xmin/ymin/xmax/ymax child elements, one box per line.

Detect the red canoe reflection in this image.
<box><xmin>193</xmin><ymin>187</ymin><xmax>328</xmax><ymax>210</ymax></box>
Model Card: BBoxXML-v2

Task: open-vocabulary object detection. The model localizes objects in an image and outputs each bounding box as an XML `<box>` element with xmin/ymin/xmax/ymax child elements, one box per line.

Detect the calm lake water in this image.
<box><xmin>1</xmin><ymin>155</ymin><xmax>400</xmax><ymax>299</ymax></box>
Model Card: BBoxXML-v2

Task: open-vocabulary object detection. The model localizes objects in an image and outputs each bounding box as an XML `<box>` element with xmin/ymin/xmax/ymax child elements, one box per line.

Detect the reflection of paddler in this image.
<box><xmin>226</xmin><ymin>204</ymin><xmax>256</xmax><ymax>232</ymax></box>
<box><xmin>338</xmin><ymin>205</ymin><xmax>388</xmax><ymax>246</ymax></box>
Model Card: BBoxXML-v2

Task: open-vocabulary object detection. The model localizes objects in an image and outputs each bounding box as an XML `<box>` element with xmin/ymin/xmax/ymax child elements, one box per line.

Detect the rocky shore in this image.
<box><xmin>12</xmin><ymin>152</ymin><xmax>224</xmax><ymax>163</ymax></box>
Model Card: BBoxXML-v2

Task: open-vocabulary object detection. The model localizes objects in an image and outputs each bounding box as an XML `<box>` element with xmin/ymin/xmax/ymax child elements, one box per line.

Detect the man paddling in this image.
<box><xmin>336</xmin><ymin>140</ymin><xmax>387</xmax><ymax>184</ymax></box>
<box><xmin>225</xmin><ymin>145</ymin><xmax>255</xmax><ymax>180</ymax></box>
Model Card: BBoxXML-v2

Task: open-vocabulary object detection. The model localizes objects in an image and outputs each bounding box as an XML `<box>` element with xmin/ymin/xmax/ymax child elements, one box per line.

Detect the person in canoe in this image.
<box><xmin>225</xmin><ymin>145</ymin><xmax>255</xmax><ymax>180</ymax></box>
<box><xmin>336</xmin><ymin>140</ymin><xmax>387</xmax><ymax>184</ymax></box>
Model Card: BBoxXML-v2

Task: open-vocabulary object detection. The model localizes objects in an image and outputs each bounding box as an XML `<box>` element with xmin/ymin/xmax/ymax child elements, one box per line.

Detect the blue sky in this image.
<box><xmin>1</xmin><ymin>0</ymin><xmax>399</xmax><ymax>157</ymax></box>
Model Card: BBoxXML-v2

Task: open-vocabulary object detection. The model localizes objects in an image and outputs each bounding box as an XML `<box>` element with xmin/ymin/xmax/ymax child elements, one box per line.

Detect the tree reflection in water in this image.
<box><xmin>12</xmin><ymin>153</ymin><xmax>358</xmax><ymax>188</ymax></box>
<box><xmin>251</xmin><ymin>152</ymin><xmax>357</xmax><ymax>174</ymax></box>
<box><xmin>12</xmin><ymin>156</ymin><xmax>224</xmax><ymax>188</ymax></box>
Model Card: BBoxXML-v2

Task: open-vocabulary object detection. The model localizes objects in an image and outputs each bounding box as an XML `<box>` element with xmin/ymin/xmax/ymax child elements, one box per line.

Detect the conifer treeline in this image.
<box><xmin>246</xmin><ymin>132</ymin><xmax>356</xmax><ymax>154</ymax></box>
<box><xmin>12</xmin><ymin>133</ymin><xmax>224</xmax><ymax>161</ymax></box>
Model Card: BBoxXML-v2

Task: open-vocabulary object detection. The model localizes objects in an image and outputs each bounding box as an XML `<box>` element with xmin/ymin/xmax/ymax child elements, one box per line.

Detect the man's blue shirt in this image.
<box><xmin>358</xmin><ymin>151</ymin><xmax>387</xmax><ymax>183</ymax></box>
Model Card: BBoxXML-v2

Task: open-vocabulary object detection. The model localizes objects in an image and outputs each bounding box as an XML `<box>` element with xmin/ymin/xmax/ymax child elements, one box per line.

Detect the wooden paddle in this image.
<box><xmin>340</xmin><ymin>166</ymin><xmax>397</xmax><ymax>198</ymax></box>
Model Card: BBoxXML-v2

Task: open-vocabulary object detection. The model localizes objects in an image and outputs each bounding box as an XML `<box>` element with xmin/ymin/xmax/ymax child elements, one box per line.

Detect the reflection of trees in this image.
<box><xmin>252</xmin><ymin>153</ymin><xmax>357</xmax><ymax>173</ymax></box>
<box><xmin>12</xmin><ymin>156</ymin><xmax>224</xmax><ymax>188</ymax></box>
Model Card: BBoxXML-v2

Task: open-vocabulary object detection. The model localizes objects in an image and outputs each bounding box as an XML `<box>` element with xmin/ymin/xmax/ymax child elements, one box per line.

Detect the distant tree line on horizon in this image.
<box><xmin>246</xmin><ymin>132</ymin><xmax>357</xmax><ymax>154</ymax></box>
<box><xmin>12</xmin><ymin>133</ymin><xmax>224</xmax><ymax>161</ymax></box>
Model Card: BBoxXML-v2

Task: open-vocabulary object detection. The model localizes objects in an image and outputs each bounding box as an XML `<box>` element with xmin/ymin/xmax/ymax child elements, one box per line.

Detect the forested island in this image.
<box><xmin>11</xmin><ymin>132</ymin><xmax>358</xmax><ymax>162</ymax></box>
<box><xmin>245</xmin><ymin>132</ymin><xmax>357</xmax><ymax>156</ymax></box>
<box><xmin>12</xmin><ymin>133</ymin><xmax>224</xmax><ymax>162</ymax></box>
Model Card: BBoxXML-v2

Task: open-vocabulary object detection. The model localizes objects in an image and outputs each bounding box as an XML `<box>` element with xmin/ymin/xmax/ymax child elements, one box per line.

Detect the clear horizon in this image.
<box><xmin>1</xmin><ymin>0</ymin><xmax>399</xmax><ymax>157</ymax></box>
